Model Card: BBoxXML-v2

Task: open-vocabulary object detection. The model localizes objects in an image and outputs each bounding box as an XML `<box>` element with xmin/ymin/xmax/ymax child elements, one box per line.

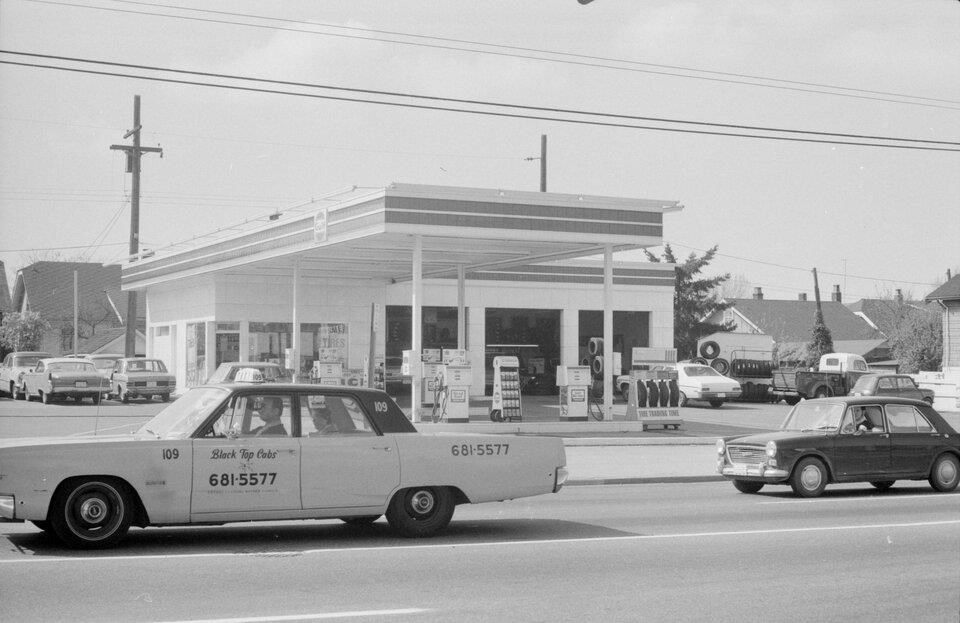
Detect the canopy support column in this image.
<box><xmin>457</xmin><ymin>264</ymin><xmax>466</xmax><ymax>350</ymax></box>
<box><xmin>291</xmin><ymin>257</ymin><xmax>301</xmax><ymax>383</ymax></box>
<box><xmin>603</xmin><ymin>245</ymin><xmax>613</xmax><ymax>421</ymax></box>
<box><xmin>411</xmin><ymin>235</ymin><xmax>423</xmax><ymax>422</ymax></box>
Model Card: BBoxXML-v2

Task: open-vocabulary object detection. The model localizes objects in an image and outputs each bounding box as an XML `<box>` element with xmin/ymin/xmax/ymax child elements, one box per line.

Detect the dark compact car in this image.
<box><xmin>850</xmin><ymin>373</ymin><xmax>935</xmax><ymax>404</ymax></box>
<box><xmin>717</xmin><ymin>396</ymin><xmax>960</xmax><ymax>497</ymax></box>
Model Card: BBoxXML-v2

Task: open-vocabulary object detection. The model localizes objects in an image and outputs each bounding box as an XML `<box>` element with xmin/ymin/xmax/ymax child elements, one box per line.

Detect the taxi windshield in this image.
<box><xmin>138</xmin><ymin>387</ymin><xmax>230</xmax><ymax>439</ymax></box>
<box><xmin>780</xmin><ymin>401</ymin><xmax>846</xmax><ymax>432</ymax></box>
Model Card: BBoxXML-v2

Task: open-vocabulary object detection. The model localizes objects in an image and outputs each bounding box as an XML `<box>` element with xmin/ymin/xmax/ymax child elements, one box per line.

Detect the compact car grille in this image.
<box><xmin>727</xmin><ymin>445</ymin><xmax>766</xmax><ymax>464</ymax></box>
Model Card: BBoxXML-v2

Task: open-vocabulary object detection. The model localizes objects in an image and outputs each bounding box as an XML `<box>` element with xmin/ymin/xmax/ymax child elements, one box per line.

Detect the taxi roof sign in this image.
<box><xmin>234</xmin><ymin>368</ymin><xmax>265</xmax><ymax>383</ymax></box>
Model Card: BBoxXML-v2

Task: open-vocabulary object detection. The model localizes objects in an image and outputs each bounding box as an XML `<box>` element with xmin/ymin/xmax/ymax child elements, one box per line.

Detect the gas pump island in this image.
<box><xmin>402</xmin><ymin>349</ymin><xmax>473</xmax><ymax>423</ymax></box>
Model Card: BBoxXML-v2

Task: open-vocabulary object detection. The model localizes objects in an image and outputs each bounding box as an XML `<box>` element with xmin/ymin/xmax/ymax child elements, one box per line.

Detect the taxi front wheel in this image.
<box><xmin>49</xmin><ymin>478</ymin><xmax>132</xmax><ymax>549</ymax></box>
<box><xmin>386</xmin><ymin>486</ymin><xmax>455</xmax><ymax>538</ymax></box>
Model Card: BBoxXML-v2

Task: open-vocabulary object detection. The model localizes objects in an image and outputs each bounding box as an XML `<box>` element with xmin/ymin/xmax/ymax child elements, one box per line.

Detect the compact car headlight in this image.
<box><xmin>716</xmin><ymin>439</ymin><xmax>725</xmax><ymax>455</ymax></box>
<box><xmin>765</xmin><ymin>441</ymin><xmax>777</xmax><ymax>457</ymax></box>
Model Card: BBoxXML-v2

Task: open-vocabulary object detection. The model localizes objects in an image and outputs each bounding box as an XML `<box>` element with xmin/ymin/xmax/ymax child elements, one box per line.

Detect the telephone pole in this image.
<box><xmin>110</xmin><ymin>95</ymin><xmax>162</xmax><ymax>356</ymax></box>
<box><xmin>524</xmin><ymin>134</ymin><xmax>547</xmax><ymax>192</ymax></box>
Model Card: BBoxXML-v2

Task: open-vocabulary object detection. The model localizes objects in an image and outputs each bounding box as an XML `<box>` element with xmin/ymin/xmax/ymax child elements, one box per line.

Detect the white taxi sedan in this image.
<box><xmin>0</xmin><ymin>383</ymin><xmax>567</xmax><ymax>549</ymax></box>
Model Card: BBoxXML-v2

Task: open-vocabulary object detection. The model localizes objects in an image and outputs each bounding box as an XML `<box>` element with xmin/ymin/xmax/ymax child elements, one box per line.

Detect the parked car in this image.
<box><xmin>110</xmin><ymin>357</ymin><xmax>177</xmax><ymax>402</ymax></box>
<box><xmin>0</xmin><ymin>383</ymin><xmax>568</xmax><ymax>549</ymax></box>
<box><xmin>206</xmin><ymin>361</ymin><xmax>292</xmax><ymax>384</ymax></box>
<box><xmin>618</xmin><ymin>362</ymin><xmax>741</xmax><ymax>408</ymax></box>
<box><xmin>716</xmin><ymin>396</ymin><xmax>960</xmax><ymax>497</ymax></box>
<box><xmin>18</xmin><ymin>358</ymin><xmax>108</xmax><ymax>404</ymax></box>
<box><xmin>84</xmin><ymin>353</ymin><xmax>124</xmax><ymax>381</ymax></box>
<box><xmin>1</xmin><ymin>351</ymin><xmax>53</xmax><ymax>398</ymax></box>
<box><xmin>850</xmin><ymin>373</ymin><xmax>935</xmax><ymax>404</ymax></box>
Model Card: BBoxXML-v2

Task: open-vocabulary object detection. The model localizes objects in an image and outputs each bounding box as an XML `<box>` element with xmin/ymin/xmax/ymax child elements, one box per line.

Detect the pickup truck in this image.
<box><xmin>771</xmin><ymin>353</ymin><xmax>871</xmax><ymax>404</ymax></box>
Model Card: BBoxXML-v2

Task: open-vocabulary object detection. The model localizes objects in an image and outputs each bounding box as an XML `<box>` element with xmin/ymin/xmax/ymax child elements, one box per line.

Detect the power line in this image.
<box><xmin>7</xmin><ymin>50</ymin><xmax>958</xmax><ymax>147</ymax></box>
<box><xmin>22</xmin><ymin>0</ymin><xmax>960</xmax><ymax>111</ymax></box>
<box><xmin>3</xmin><ymin>54</ymin><xmax>959</xmax><ymax>152</ymax></box>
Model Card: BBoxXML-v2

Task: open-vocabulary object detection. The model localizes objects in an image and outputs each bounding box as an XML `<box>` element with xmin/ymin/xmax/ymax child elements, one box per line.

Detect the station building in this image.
<box><xmin>122</xmin><ymin>183</ymin><xmax>681</xmax><ymax>419</ymax></box>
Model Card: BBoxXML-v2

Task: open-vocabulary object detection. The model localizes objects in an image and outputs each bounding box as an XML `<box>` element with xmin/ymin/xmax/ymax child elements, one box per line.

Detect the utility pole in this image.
<box><xmin>524</xmin><ymin>134</ymin><xmax>547</xmax><ymax>192</ymax></box>
<box><xmin>110</xmin><ymin>95</ymin><xmax>162</xmax><ymax>357</ymax></box>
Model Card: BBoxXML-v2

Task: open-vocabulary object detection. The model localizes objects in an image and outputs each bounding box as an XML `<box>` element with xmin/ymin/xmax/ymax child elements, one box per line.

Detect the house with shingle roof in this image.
<box><xmin>10</xmin><ymin>261</ymin><xmax>145</xmax><ymax>356</ymax></box>
<box><xmin>704</xmin><ymin>286</ymin><xmax>888</xmax><ymax>364</ymax></box>
<box><xmin>918</xmin><ymin>272</ymin><xmax>960</xmax><ymax>411</ymax></box>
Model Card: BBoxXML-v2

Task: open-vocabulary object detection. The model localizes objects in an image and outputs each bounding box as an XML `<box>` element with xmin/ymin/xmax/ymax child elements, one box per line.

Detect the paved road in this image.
<box><xmin>1</xmin><ymin>482</ymin><xmax>957</xmax><ymax>622</ymax></box>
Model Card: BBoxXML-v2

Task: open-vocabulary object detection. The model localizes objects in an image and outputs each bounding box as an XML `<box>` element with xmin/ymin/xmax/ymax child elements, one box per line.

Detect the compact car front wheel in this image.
<box><xmin>929</xmin><ymin>453</ymin><xmax>960</xmax><ymax>492</ymax></box>
<box><xmin>386</xmin><ymin>486</ymin><xmax>455</xmax><ymax>538</ymax></box>
<box><xmin>791</xmin><ymin>457</ymin><xmax>828</xmax><ymax>497</ymax></box>
<box><xmin>49</xmin><ymin>478</ymin><xmax>132</xmax><ymax>549</ymax></box>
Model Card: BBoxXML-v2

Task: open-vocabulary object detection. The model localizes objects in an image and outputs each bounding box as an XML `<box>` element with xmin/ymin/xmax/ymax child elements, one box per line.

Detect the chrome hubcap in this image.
<box><xmin>410</xmin><ymin>490</ymin><xmax>435</xmax><ymax>515</ymax></box>
<box><xmin>801</xmin><ymin>465</ymin><xmax>822</xmax><ymax>490</ymax></box>
<box><xmin>79</xmin><ymin>498</ymin><xmax>108</xmax><ymax>524</ymax></box>
<box><xmin>938</xmin><ymin>460</ymin><xmax>958</xmax><ymax>484</ymax></box>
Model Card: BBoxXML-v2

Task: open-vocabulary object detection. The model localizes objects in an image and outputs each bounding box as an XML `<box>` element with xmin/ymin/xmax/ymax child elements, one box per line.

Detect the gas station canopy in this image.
<box><xmin>122</xmin><ymin>183</ymin><xmax>683</xmax><ymax>289</ymax></box>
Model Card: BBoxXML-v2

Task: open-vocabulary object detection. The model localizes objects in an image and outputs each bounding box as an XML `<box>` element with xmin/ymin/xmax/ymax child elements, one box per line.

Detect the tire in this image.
<box><xmin>386</xmin><ymin>486</ymin><xmax>455</xmax><ymax>538</ymax></box>
<box><xmin>49</xmin><ymin>478</ymin><xmax>132</xmax><ymax>549</ymax></box>
<box><xmin>790</xmin><ymin>457</ymin><xmax>828</xmax><ymax>498</ymax></box>
<box><xmin>120</xmin><ymin>386</ymin><xmax>130</xmax><ymax>404</ymax></box>
<box><xmin>733</xmin><ymin>480</ymin><xmax>764</xmax><ymax>494</ymax></box>
<box><xmin>161</xmin><ymin>393</ymin><xmax>170</xmax><ymax>402</ymax></box>
<box><xmin>15</xmin><ymin>383</ymin><xmax>26</xmax><ymax>400</ymax></box>
<box><xmin>7</xmin><ymin>381</ymin><xmax>15</xmax><ymax>398</ymax></box>
<box><xmin>709</xmin><ymin>399</ymin><xmax>723</xmax><ymax>408</ymax></box>
<box><xmin>340</xmin><ymin>515</ymin><xmax>381</xmax><ymax>526</ymax></box>
<box><xmin>699</xmin><ymin>341</ymin><xmax>720</xmax><ymax>359</ymax></box>
<box><xmin>785</xmin><ymin>396</ymin><xmax>802</xmax><ymax>405</ymax></box>
<box><xmin>870</xmin><ymin>480</ymin><xmax>895</xmax><ymax>491</ymax></box>
<box><xmin>691</xmin><ymin>357</ymin><xmax>709</xmax><ymax>365</ymax></box>
<box><xmin>710</xmin><ymin>357</ymin><xmax>730</xmax><ymax>375</ymax></box>
<box><xmin>813</xmin><ymin>386</ymin><xmax>833</xmax><ymax>399</ymax></box>
<box><xmin>618</xmin><ymin>383</ymin><xmax>630</xmax><ymax>399</ymax></box>
<box><xmin>923</xmin><ymin>398</ymin><xmax>933</xmax><ymax>406</ymax></box>
<box><xmin>489</xmin><ymin>409</ymin><xmax>502</xmax><ymax>422</ymax></box>
<box><xmin>677</xmin><ymin>391</ymin><xmax>688</xmax><ymax>407</ymax></box>
<box><xmin>929</xmin><ymin>453</ymin><xmax>960</xmax><ymax>492</ymax></box>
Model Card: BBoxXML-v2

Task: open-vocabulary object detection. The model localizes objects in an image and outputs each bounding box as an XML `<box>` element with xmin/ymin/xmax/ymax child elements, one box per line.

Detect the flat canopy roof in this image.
<box><xmin>122</xmin><ymin>183</ymin><xmax>682</xmax><ymax>289</ymax></box>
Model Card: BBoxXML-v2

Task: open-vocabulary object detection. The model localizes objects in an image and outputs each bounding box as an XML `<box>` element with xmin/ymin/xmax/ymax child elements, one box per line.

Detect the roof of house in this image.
<box><xmin>847</xmin><ymin>298</ymin><xmax>940</xmax><ymax>336</ymax></box>
<box><xmin>77</xmin><ymin>326</ymin><xmax>144</xmax><ymax>354</ymax></box>
<box><xmin>724</xmin><ymin>298</ymin><xmax>883</xmax><ymax>343</ymax></box>
<box><xmin>925</xmin><ymin>274</ymin><xmax>960</xmax><ymax>302</ymax></box>
<box><xmin>11</xmin><ymin>261</ymin><xmax>143</xmax><ymax>326</ymax></box>
<box><xmin>0</xmin><ymin>261</ymin><xmax>11</xmax><ymax>314</ymax></box>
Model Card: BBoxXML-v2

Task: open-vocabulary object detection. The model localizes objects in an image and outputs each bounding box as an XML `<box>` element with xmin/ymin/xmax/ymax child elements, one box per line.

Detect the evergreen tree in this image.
<box><xmin>644</xmin><ymin>244</ymin><xmax>733</xmax><ymax>359</ymax></box>
<box><xmin>805</xmin><ymin>308</ymin><xmax>835</xmax><ymax>368</ymax></box>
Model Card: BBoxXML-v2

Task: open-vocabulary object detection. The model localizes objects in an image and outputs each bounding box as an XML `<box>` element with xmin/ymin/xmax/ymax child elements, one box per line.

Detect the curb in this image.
<box><xmin>567</xmin><ymin>475</ymin><xmax>725</xmax><ymax>486</ymax></box>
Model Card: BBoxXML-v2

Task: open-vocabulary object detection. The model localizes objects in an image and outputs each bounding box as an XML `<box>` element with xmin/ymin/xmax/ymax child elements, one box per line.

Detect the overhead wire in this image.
<box><xmin>20</xmin><ymin>0</ymin><xmax>960</xmax><ymax>111</ymax></box>
<box><xmin>2</xmin><ymin>54</ymin><xmax>958</xmax><ymax>152</ymax></box>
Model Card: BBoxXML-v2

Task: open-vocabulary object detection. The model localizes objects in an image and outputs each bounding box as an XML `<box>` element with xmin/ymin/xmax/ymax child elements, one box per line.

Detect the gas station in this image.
<box><xmin>121</xmin><ymin>183</ymin><xmax>682</xmax><ymax>422</ymax></box>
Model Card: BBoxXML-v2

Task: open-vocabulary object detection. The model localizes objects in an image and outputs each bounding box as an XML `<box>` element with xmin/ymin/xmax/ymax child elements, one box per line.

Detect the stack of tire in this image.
<box><xmin>695</xmin><ymin>339</ymin><xmax>773</xmax><ymax>402</ymax></box>
<box><xmin>587</xmin><ymin>337</ymin><xmax>605</xmax><ymax>399</ymax></box>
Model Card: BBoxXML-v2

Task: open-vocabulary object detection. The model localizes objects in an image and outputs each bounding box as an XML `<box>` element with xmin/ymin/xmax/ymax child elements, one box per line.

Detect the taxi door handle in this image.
<box><xmin>370</xmin><ymin>446</ymin><xmax>392</xmax><ymax>452</ymax></box>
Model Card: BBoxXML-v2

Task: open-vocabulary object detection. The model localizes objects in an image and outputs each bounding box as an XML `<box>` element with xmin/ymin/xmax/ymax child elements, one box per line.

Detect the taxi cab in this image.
<box><xmin>0</xmin><ymin>380</ymin><xmax>567</xmax><ymax>549</ymax></box>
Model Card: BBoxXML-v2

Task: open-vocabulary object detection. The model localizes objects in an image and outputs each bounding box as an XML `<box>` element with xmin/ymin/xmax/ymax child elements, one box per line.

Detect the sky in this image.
<box><xmin>1</xmin><ymin>0</ymin><xmax>958</xmax><ymax>305</ymax></box>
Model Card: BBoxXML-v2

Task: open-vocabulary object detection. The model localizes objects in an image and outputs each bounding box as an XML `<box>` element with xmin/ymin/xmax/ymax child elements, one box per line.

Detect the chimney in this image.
<box><xmin>798</xmin><ymin>293</ymin><xmax>807</xmax><ymax>301</ymax></box>
<box><xmin>895</xmin><ymin>289</ymin><xmax>903</xmax><ymax>303</ymax></box>
<box><xmin>831</xmin><ymin>285</ymin><xmax>842</xmax><ymax>303</ymax></box>
<box><xmin>753</xmin><ymin>287</ymin><xmax>763</xmax><ymax>300</ymax></box>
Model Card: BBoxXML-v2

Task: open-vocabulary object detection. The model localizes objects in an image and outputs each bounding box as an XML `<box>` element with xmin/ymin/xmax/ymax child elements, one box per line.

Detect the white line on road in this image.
<box><xmin>2</xmin><ymin>519</ymin><xmax>958</xmax><ymax>565</ymax></box>
<box><xmin>759</xmin><ymin>493</ymin><xmax>960</xmax><ymax>505</ymax></box>
<box><xmin>150</xmin><ymin>608</ymin><xmax>427</xmax><ymax>622</ymax></box>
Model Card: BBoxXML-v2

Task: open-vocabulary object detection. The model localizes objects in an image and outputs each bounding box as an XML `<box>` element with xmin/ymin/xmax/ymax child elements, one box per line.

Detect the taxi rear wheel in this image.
<box><xmin>49</xmin><ymin>478</ymin><xmax>132</xmax><ymax>549</ymax></box>
<box><xmin>386</xmin><ymin>486</ymin><xmax>455</xmax><ymax>538</ymax></box>
<box><xmin>791</xmin><ymin>457</ymin><xmax>828</xmax><ymax>498</ymax></box>
<box><xmin>929</xmin><ymin>453</ymin><xmax>960</xmax><ymax>492</ymax></box>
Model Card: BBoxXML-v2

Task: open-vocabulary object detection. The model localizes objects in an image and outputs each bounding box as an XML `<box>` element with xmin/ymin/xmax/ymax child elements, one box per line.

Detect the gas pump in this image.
<box><xmin>420</xmin><ymin>349</ymin><xmax>443</xmax><ymax>407</ymax></box>
<box><xmin>490</xmin><ymin>355</ymin><xmax>522</xmax><ymax>422</ymax></box>
<box><xmin>556</xmin><ymin>365</ymin><xmax>591</xmax><ymax>422</ymax></box>
<box><xmin>312</xmin><ymin>361</ymin><xmax>343</xmax><ymax>385</ymax></box>
<box><xmin>440</xmin><ymin>363</ymin><xmax>472</xmax><ymax>423</ymax></box>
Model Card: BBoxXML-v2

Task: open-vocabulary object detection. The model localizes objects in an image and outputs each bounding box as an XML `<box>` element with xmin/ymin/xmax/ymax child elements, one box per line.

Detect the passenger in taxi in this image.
<box><xmin>252</xmin><ymin>397</ymin><xmax>287</xmax><ymax>437</ymax></box>
<box><xmin>309</xmin><ymin>400</ymin><xmax>337</xmax><ymax>436</ymax></box>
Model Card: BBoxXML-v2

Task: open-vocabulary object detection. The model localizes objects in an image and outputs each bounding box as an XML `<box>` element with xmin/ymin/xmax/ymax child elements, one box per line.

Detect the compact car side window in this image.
<box><xmin>885</xmin><ymin>404</ymin><xmax>917</xmax><ymax>432</ymax></box>
<box><xmin>878</xmin><ymin>377</ymin><xmax>895</xmax><ymax>390</ymax></box>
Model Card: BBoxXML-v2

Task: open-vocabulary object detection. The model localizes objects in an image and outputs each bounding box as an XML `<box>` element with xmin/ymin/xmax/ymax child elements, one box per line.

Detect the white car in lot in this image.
<box><xmin>0</xmin><ymin>383</ymin><xmax>567</xmax><ymax>548</ymax></box>
<box><xmin>619</xmin><ymin>362</ymin><xmax>741</xmax><ymax>408</ymax></box>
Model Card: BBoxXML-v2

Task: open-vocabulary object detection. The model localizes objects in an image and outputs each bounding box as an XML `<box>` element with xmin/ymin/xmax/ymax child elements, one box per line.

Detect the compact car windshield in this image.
<box><xmin>850</xmin><ymin>376</ymin><xmax>874</xmax><ymax>392</ymax></box>
<box><xmin>683</xmin><ymin>366</ymin><xmax>721</xmax><ymax>377</ymax></box>
<box><xmin>781</xmin><ymin>401</ymin><xmax>846</xmax><ymax>431</ymax></box>
<box><xmin>138</xmin><ymin>387</ymin><xmax>229</xmax><ymax>439</ymax></box>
